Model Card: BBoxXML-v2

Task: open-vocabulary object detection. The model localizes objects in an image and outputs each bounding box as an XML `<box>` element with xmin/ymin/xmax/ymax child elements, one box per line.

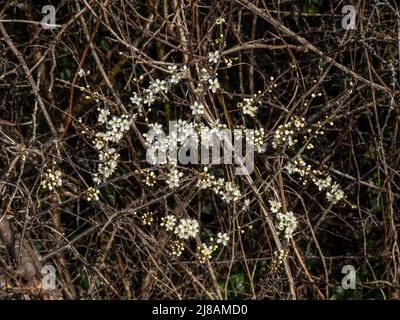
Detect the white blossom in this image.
<box><xmin>196</xmin><ymin>167</ymin><xmax>215</xmax><ymax>189</ymax></box>
<box><xmin>216</xmin><ymin>181</ymin><xmax>242</xmax><ymax>203</ymax></box>
<box><xmin>326</xmin><ymin>182</ymin><xmax>344</xmax><ymax>204</ymax></box>
<box><xmin>239</xmin><ymin>97</ymin><xmax>260</xmax><ymax>118</ymax></box>
<box><xmin>166</xmin><ymin>167</ymin><xmax>184</xmax><ymax>189</ymax></box>
<box><xmin>174</xmin><ymin>218</ymin><xmax>200</xmax><ymax>240</ymax></box>
<box><xmin>208</xmin><ymin>78</ymin><xmax>220</xmax><ymax>93</ymax></box>
<box><xmin>86</xmin><ymin>187</ymin><xmax>100</xmax><ymax>201</ymax></box>
<box><xmin>161</xmin><ymin>215</ymin><xmax>177</xmax><ymax>231</ymax></box>
<box><xmin>315</xmin><ymin>176</ymin><xmax>332</xmax><ymax>191</ymax></box>
<box><xmin>190</xmin><ymin>101</ymin><xmax>205</xmax><ymax>116</ymax></box>
<box><xmin>150</xmin><ymin>79</ymin><xmax>167</xmax><ymax>94</ymax></box>
<box><xmin>246</xmin><ymin>128</ymin><xmax>266</xmax><ymax>153</ymax></box>
<box><xmin>269</xmin><ymin>199</ymin><xmax>281</xmax><ymax>213</ymax></box>
<box><xmin>130</xmin><ymin>93</ymin><xmax>142</xmax><ymax>106</ymax></box>
<box><xmin>276</xmin><ymin>211</ymin><xmax>297</xmax><ymax>239</ymax></box>
<box><xmin>98</xmin><ymin>108</ymin><xmax>110</xmax><ymax>124</ymax></box>
<box><xmin>216</xmin><ymin>232</ymin><xmax>229</xmax><ymax>246</ymax></box>
<box><xmin>41</xmin><ymin>168</ymin><xmax>62</xmax><ymax>191</ymax></box>
<box><xmin>170</xmin><ymin>240</ymin><xmax>184</xmax><ymax>256</ymax></box>
<box><xmin>208</xmin><ymin>51</ymin><xmax>220</xmax><ymax>64</ymax></box>
<box><xmin>197</xmin><ymin>242</ymin><xmax>218</xmax><ymax>263</ymax></box>
<box><xmin>216</xmin><ymin>17</ymin><xmax>225</xmax><ymax>25</ymax></box>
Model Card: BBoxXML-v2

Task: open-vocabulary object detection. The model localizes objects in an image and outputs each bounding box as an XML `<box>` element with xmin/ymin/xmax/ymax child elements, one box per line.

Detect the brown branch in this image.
<box><xmin>233</xmin><ymin>0</ymin><xmax>391</xmax><ymax>93</ymax></box>
<box><xmin>0</xmin><ymin>22</ymin><xmax>57</xmax><ymax>136</ymax></box>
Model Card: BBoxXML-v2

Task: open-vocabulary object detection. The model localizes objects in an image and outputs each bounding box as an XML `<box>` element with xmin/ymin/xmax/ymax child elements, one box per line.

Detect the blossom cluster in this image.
<box><xmin>276</xmin><ymin>211</ymin><xmax>298</xmax><ymax>240</ymax></box>
<box><xmin>246</xmin><ymin>127</ymin><xmax>266</xmax><ymax>153</ymax></box>
<box><xmin>129</xmin><ymin>65</ymin><xmax>189</xmax><ymax>116</ymax></box>
<box><xmin>314</xmin><ymin>175</ymin><xmax>344</xmax><ymax>204</ymax></box>
<box><xmin>174</xmin><ymin>218</ymin><xmax>200</xmax><ymax>240</ymax></box>
<box><xmin>137</xmin><ymin>168</ymin><xmax>157</xmax><ymax>187</ymax></box>
<box><xmin>160</xmin><ymin>215</ymin><xmax>177</xmax><ymax>231</ymax></box>
<box><xmin>272</xmin><ymin>116</ymin><xmax>305</xmax><ymax>149</ymax></box>
<box><xmin>86</xmin><ymin>187</ymin><xmax>100</xmax><ymax>201</ymax></box>
<box><xmin>143</xmin><ymin>119</ymin><xmax>258</xmax><ymax>172</ymax></box>
<box><xmin>159</xmin><ymin>212</ymin><xmax>229</xmax><ymax>261</ymax></box>
<box><xmin>41</xmin><ymin>166</ymin><xmax>62</xmax><ymax>191</ymax></box>
<box><xmin>170</xmin><ymin>240</ymin><xmax>185</xmax><ymax>257</ymax></box>
<box><xmin>196</xmin><ymin>167</ymin><xmax>242</xmax><ymax>203</ymax></box>
<box><xmin>143</xmin><ymin>120</ymin><xmax>196</xmax><ymax>166</ymax></box>
<box><xmin>197</xmin><ymin>242</ymin><xmax>218</xmax><ymax>264</ymax></box>
<box><xmin>141</xmin><ymin>211</ymin><xmax>154</xmax><ymax>225</ymax></box>
<box><xmin>197</xmin><ymin>232</ymin><xmax>230</xmax><ymax>264</ymax></box>
<box><xmin>237</xmin><ymin>92</ymin><xmax>262</xmax><ymax>118</ymax></box>
<box><xmin>91</xmin><ymin>108</ymin><xmax>136</xmax><ymax>184</ymax></box>
<box><xmin>285</xmin><ymin>157</ymin><xmax>344</xmax><ymax>204</ymax></box>
<box><xmin>83</xmin><ymin>34</ymin><xmax>341</xmax><ymax>271</ymax></box>
<box><xmin>271</xmin><ymin>249</ymin><xmax>289</xmax><ymax>271</ymax></box>
<box><xmin>93</xmin><ymin>111</ymin><xmax>132</xmax><ymax>148</ymax></box>
<box><xmin>269</xmin><ymin>199</ymin><xmax>298</xmax><ymax>240</ymax></box>
<box><xmin>165</xmin><ymin>167</ymin><xmax>184</xmax><ymax>189</ymax></box>
<box><xmin>285</xmin><ymin>156</ymin><xmax>312</xmax><ymax>183</ymax></box>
